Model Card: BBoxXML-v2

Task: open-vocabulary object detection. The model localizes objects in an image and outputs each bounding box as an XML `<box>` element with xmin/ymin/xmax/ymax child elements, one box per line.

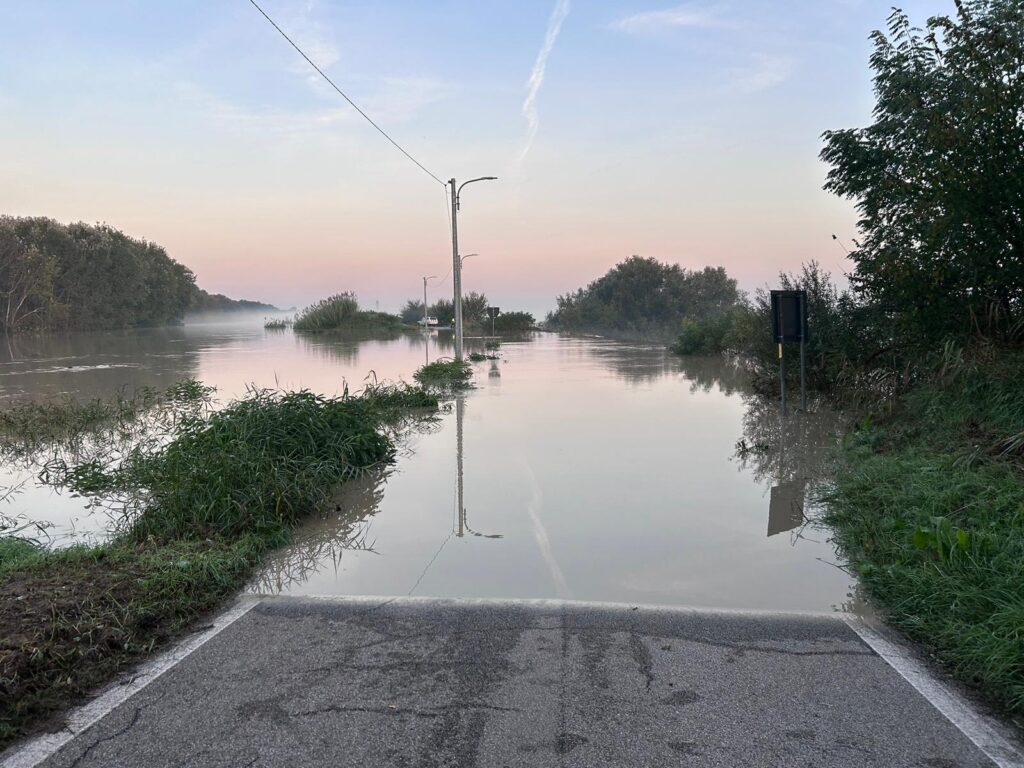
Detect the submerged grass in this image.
<box><xmin>413</xmin><ymin>359</ymin><xmax>473</xmax><ymax>390</ymax></box>
<box><xmin>823</xmin><ymin>350</ymin><xmax>1024</xmax><ymax>725</ymax></box>
<box><xmin>0</xmin><ymin>381</ymin><xmax>213</xmax><ymax>454</ymax></box>
<box><xmin>0</xmin><ymin>382</ymin><xmax>438</xmax><ymax>747</ymax></box>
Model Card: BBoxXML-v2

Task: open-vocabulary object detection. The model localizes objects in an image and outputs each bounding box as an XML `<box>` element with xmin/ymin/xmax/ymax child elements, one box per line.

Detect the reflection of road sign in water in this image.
<box><xmin>768</xmin><ymin>480</ymin><xmax>806</xmax><ymax>537</ymax></box>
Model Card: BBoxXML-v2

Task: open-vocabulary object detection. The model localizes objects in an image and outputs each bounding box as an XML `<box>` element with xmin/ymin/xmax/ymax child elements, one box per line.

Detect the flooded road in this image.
<box><xmin>0</xmin><ymin>322</ymin><xmax>853</xmax><ymax>611</ymax></box>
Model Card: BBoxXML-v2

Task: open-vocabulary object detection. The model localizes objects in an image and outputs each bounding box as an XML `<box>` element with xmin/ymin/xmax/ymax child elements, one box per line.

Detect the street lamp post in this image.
<box><xmin>449</xmin><ymin>177</ymin><xmax>497</xmax><ymax>360</ymax></box>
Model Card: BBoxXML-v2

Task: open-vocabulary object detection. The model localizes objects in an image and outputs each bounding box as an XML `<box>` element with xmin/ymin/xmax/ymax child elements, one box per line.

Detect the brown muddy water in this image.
<box><xmin>0</xmin><ymin>321</ymin><xmax>854</xmax><ymax>612</ymax></box>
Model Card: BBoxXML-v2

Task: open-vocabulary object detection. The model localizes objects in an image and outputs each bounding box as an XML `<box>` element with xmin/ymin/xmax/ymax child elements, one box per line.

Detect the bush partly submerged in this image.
<box><xmin>413</xmin><ymin>359</ymin><xmax>473</xmax><ymax>389</ymax></box>
<box><xmin>293</xmin><ymin>292</ymin><xmax>402</xmax><ymax>333</ymax></box>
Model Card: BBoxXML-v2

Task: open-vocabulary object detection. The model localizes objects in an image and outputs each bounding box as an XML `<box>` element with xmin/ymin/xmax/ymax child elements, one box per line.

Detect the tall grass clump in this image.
<box><xmin>413</xmin><ymin>359</ymin><xmax>473</xmax><ymax>390</ymax></box>
<box><xmin>264</xmin><ymin>317</ymin><xmax>290</xmax><ymax>330</ymax></box>
<box><xmin>293</xmin><ymin>292</ymin><xmax>401</xmax><ymax>333</ymax></box>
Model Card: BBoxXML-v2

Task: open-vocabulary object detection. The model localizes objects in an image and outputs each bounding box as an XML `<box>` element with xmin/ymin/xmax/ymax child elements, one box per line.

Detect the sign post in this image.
<box><xmin>487</xmin><ymin>306</ymin><xmax>500</xmax><ymax>337</ymax></box>
<box><xmin>770</xmin><ymin>290</ymin><xmax>808</xmax><ymax>415</ymax></box>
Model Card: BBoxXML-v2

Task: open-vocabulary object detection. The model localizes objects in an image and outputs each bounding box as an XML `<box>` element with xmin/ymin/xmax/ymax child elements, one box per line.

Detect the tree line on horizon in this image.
<box><xmin>400</xmin><ymin>294</ymin><xmax>536</xmax><ymax>333</ymax></box>
<box><xmin>0</xmin><ymin>217</ymin><xmax>276</xmax><ymax>334</ymax></box>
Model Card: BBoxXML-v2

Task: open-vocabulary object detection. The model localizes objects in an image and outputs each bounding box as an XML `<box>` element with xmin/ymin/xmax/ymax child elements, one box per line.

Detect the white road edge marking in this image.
<box><xmin>1</xmin><ymin>596</ymin><xmax>261</xmax><ymax>768</ymax></box>
<box><xmin>844</xmin><ymin>615</ymin><xmax>1024</xmax><ymax>768</ymax></box>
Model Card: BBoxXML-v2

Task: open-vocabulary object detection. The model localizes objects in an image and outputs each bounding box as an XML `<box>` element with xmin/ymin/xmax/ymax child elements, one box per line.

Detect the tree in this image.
<box><xmin>400</xmin><ymin>300</ymin><xmax>425</xmax><ymax>324</ymax></box>
<box><xmin>0</xmin><ymin>225</ymin><xmax>56</xmax><ymax>333</ymax></box>
<box><xmin>493</xmin><ymin>311</ymin><xmax>535</xmax><ymax>332</ymax></box>
<box><xmin>429</xmin><ymin>299</ymin><xmax>454</xmax><ymax>326</ymax></box>
<box><xmin>821</xmin><ymin>1</ymin><xmax>1024</xmax><ymax>342</ymax></box>
<box><xmin>461</xmin><ymin>292</ymin><xmax>489</xmax><ymax>328</ymax></box>
<box><xmin>0</xmin><ymin>216</ymin><xmax>202</xmax><ymax>333</ymax></box>
<box><xmin>547</xmin><ymin>256</ymin><xmax>740</xmax><ymax>337</ymax></box>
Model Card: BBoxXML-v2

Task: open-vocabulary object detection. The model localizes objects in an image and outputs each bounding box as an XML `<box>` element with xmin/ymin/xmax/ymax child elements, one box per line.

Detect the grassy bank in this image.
<box><xmin>0</xmin><ymin>383</ymin><xmax>437</xmax><ymax>747</ymax></box>
<box><xmin>822</xmin><ymin>349</ymin><xmax>1024</xmax><ymax>724</ymax></box>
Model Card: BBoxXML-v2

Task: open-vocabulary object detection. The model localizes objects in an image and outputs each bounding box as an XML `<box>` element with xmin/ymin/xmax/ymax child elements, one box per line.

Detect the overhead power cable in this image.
<box><xmin>247</xmin><ymin>0</ymin><xmax>445</xmax><ymax>187</ymax></box>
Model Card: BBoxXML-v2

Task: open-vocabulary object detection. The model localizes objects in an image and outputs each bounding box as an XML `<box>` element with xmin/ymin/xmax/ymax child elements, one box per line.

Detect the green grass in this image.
<box><xmin>292</xmin><ymin>294</ymin><xmax>402</xmax><ymax>333</ymax></box>
<box><xmin>413</xmin><ymin>359</ymin><xmax>473</xmax><ymax>389</ymax></box>
<box><xmin>823</xmin><ymin>350</ymin><xmax>1024</xmax><ymax>725</ymax></box>
<box><xmin>467</xmin><ymin>352</ymin><xmax>499</xmax><ymax>362</ymax></box>
<box><xmin>0</xmin><ymin>382</ymin><xmax>438</xmax><ymax>747</ymax></box>
<box><xmin>263</xmin><ymin>318</ymin><xmax>290</xmax><ymax>330</ymax></box>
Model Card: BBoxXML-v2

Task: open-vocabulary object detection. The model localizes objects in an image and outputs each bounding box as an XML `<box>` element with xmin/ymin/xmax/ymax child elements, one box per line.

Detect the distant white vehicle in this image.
<box><xmin>423</xmin><ymin>316</ymin><xmax>439</xmax><ymax>327</ymax></box>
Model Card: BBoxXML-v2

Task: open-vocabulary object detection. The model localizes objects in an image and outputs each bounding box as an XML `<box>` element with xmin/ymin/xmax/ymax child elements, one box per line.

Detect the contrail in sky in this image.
<box><xmin>515</xmin><ymin>0</ymin><xmax>571</xmax><ymax>170</ymax></box>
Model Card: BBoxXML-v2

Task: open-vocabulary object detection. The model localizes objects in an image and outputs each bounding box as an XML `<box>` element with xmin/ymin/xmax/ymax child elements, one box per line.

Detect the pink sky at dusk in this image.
<box><xmin>1</xmin><ymin>1</ymin><xmax>953</xmax><ymax>316</ymax></box>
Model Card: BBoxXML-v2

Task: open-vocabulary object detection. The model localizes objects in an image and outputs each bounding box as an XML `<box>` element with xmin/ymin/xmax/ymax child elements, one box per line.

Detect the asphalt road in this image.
<box><xmin>6</xmin><ymin>597</ymin><xmax>1020</xmax><ymax>767</ymax></box>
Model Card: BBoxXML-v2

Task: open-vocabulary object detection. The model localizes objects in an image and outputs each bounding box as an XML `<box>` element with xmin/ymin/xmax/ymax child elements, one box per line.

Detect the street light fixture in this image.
<box><xmin>449</xmin><ymin>177</ymin><xmax>497</xmax><ymax>360</ymax></box>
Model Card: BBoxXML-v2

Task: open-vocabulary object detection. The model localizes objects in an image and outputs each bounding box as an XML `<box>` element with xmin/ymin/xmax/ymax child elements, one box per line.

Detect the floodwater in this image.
<box><xmin>0</xmin><ymin>321</ymin><xmax>854</xmax><ymax>612</ymax></box>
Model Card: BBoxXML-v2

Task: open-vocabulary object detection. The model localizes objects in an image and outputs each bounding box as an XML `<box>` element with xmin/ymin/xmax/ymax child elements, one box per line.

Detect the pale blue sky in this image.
<box><xmin>0</xmin><ymin>1</ymin><xmax>952</xmax><ymax>313</ymax></box>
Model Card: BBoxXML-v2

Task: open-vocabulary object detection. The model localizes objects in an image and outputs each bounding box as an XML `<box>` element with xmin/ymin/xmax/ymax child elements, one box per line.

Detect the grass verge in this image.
<box><xmin>822</xmin><ymin>349</ymin><xmax>1024</xmax><ymax>726</ymax></box>
<box><xmin>0</xmin><ymin>382</ymin><xmax>437</xmax><ymax>748</ymax></box>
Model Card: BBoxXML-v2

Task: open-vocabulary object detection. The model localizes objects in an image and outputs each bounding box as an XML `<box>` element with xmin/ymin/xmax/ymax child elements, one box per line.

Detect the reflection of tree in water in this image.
<box><xmin>734</xmin><ymin>394</ymin><xmax>850</xmax><ymax>543</ymax></box>
<box><xmin>583</xmin><ymin>341</ymin><xmax>683</xmax><ymax>384</ymax></box>
<box><xmin>252</xmin><ymin>465</ymin><xmax>393</xmax><ymax>594</ymax></box>
<box><xmin>733</xmin><ymin>396</ymin><xmax>845</xmax><ymax>487</ymax></box>
<box><xmin>674</xmin><ymin>355</ymin><xmax>750</xmax><ymax>396</ymax></box>
<box><xmin>294</xmin><ymin>329</ymin><xmax>402</xmax><ymax>366</ymax></box>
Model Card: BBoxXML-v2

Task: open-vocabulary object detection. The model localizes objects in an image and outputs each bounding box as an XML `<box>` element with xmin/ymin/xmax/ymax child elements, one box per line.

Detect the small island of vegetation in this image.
<box><xmin>292</xmin><ymin>292</ymin><xmax>403</xmax><ymax>333</ymax></box>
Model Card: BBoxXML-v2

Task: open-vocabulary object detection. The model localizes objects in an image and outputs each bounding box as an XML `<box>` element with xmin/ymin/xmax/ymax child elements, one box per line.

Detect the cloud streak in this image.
<box><xmin>613</xmin><ymin>4</ymin><xmax>718</xmax><ymax>33</ymax></box>
<box><xmin>515</xmin><ymin>0</ymin><xmax>571</xmax><ymax>171</ymax></box>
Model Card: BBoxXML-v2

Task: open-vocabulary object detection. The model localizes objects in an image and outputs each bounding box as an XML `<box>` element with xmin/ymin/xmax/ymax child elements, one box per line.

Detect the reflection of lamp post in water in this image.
<box><xmin>423</xmin><ymin>275</ymin><xmax>439</xmax><ymax>366</ymax></box>
<box><xmin>457</xmin><ymin>395</ymin><xmax>465</xmax><ymax>537</ymax></box>
<box><xmin>454</xmin><ymin>395</ymin><xmax>502</xmax><ymax>539</ymax></box>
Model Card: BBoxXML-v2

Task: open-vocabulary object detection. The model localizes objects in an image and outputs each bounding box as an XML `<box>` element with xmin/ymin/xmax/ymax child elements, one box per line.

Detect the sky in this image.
<box><xmin>0</xmin><ymin>0</ymin><xmax>954</xmax><ymax>316</ymax></box>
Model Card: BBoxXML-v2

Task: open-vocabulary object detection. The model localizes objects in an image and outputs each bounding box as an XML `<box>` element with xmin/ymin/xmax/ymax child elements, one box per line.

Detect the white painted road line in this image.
<box><xmin>844</xmin><ymin>615</ymin><xmax>1024</xmax><ymax>768</ymax></box>
<box><xmin>1</xmin><ymin>597</ymin><xmax>262</xmax><ymax>768</ymax></box>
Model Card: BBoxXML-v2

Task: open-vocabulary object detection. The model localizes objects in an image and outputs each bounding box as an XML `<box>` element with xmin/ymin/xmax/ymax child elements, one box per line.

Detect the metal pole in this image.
<box><xmin>779</xmin><ymin>342</ymin><xmax>787</xmax><ymax>417</ymax></box>
<box><xmin>799</xmin><ymin>300</ymin><xmax>807</xmax><ymax>412</ymax></box>
<box><xmin>422</xmin><ymin>277</ymin><xmax>428</xmax><ymax>332</ymax></box>
<box><xmin>449</xmin><ymin>178</ymin><xmax>463</xmax><ymax>360</ymax></box>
